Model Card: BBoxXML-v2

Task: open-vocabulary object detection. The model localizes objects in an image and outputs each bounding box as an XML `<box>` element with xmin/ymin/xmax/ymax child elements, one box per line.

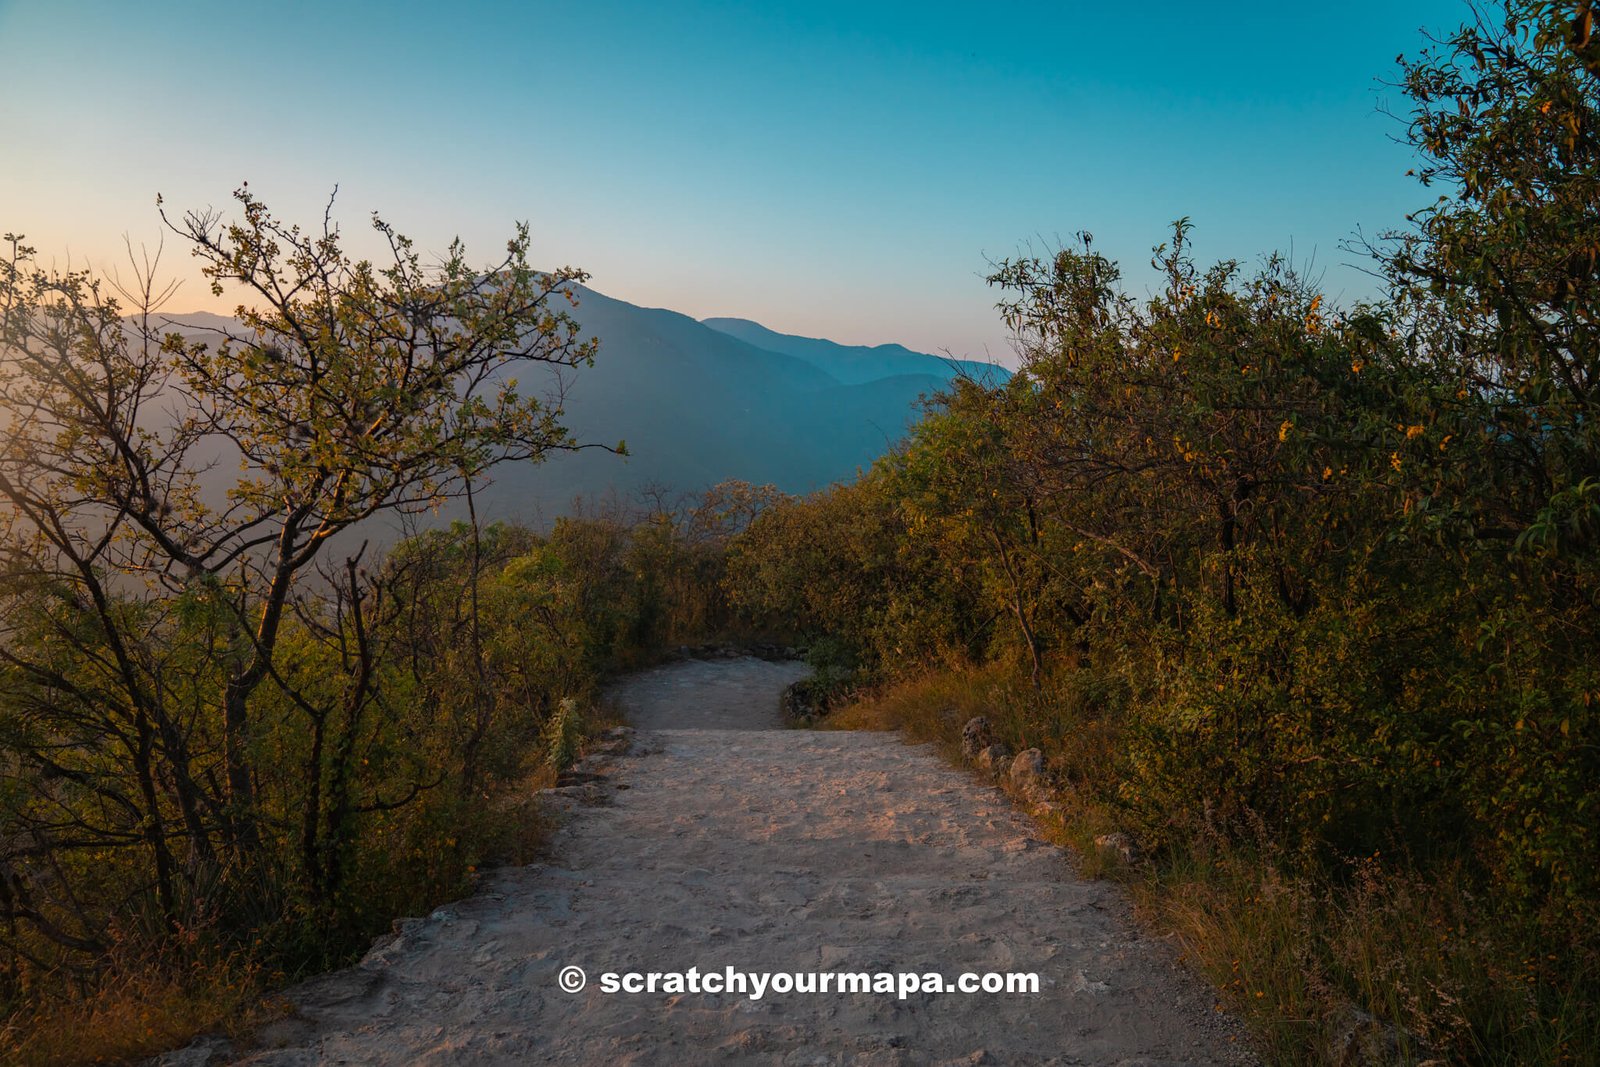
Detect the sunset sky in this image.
<box><xmin>2</xmin><ymin>0</ymin><xmax>1468</xmax><ymax>363</ymax></box>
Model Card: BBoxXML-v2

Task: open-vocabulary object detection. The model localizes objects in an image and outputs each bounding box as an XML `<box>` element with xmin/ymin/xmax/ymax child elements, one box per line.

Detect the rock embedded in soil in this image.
<box><xmin>1093</xmin><ymin>832</ymin><xmax>1143</xmax><ymax>866</ymax></box>
<box><xmin>1008</xmin><ymin>748</ymin><xmax>1045</xmax><ymax>798</ymax></box>
<box><xmin>975</xmin><ymin>742</ymin><xmax>1012</xmax><ymax>774</ymax></box>
<box><xmin>960</xmin><ymin>715</ymin><xmax>993</xmax><ymax>760</ymax></box>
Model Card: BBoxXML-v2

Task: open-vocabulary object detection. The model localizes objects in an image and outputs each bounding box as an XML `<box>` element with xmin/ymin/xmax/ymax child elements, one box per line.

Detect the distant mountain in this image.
<box><xmin>464</xmin><ymin>286</ymin><xmax>1010</xmax><ymax>523</ymax></box>
<box><xmin>701</xmin><ymin>316</ymin><xmax>1006</xmax><ymax>387</ymax></box>
<box><xmin>143</xmin><ymin>287</ymin><xmax>1010</xmax><ymax>526</ymax></box>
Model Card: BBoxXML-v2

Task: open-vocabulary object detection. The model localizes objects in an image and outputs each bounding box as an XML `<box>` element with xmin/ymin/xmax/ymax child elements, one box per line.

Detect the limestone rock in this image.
<box><xmin>960</xmin><ymin>716</ymin><xmax>992</xmax><ymax>760</ymax></box>
<box><xmin>975</xmin><ymin>743</ymin><xmax>1011</xmax><ymax>774</ymax></box>
<box><xmin>147</xmin><ymin>1034</ymin><xmax>233</xmax><ymax>1066</ymax></box>
<box><xmin>1326</xmin><ymin>1005</ymin><xmax>1427</xmax><ymax>1067</ymax></box>
<box><xmin>1008</xmin><ymin>748</ymin><xmax>1045</xmax><ymax>797</ymax></box>
<box><xmin>1093</xmin><ymin>832</ymin><xmax>1141</xmax><ymax>865</ymax></box>
<box><xmin>781</xmin><ymin>678</ymin><xmax>825</xmax><ymax>723</ymax></box>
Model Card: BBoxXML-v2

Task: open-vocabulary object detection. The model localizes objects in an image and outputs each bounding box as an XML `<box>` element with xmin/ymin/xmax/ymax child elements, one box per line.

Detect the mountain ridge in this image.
<box><xmin>145</xmin><ymin>286</ymin><xmax>1010</xmax><ymax>525</ymax></box>
<box><xmin>701</xmin><ymin>315</ymin><xmax>1006</xmax><ymax>388</ymax></box>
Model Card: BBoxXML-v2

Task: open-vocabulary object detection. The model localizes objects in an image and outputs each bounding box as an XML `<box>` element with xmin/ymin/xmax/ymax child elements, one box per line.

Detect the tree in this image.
<box><xmin>987</xmin><ymin>224</ymin><xmax>1380</xmax><ymax>634</ymax></box>
<box><xmin>1377</xmin><ymin>0</ymin><xmax>1600</xmax><ymax>902</ymax></box>
<box><xmin>889</xmin><ymin>379</ymin><xmax>1064</xmax><ymax>684</ymax></box>
<box><xmin>0</xmin><ymin>187</ymin><xmax>598</xmax><ymax>968</ymax></box>
<box><xmin>1386</xmin><ymin>0</ymin><xmax>1600</xmax><ymax>564</ymax></box>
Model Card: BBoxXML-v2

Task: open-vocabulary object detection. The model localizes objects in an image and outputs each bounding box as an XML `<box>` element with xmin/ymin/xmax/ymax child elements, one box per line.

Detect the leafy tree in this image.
<box><xmin>988</xmin><ymin>224</ymin><xmax>1387</xmax><ymax>635</ymax></box>
<box><xmin>1378</xmin><ymin>0</ymin><xmax>1600</xmax><ymax>902</ymax></box>
<box><xmin>888</xmin><ymin>380</ymin><xmax>1068</xmax><ymax>682</ymax></box>
<box><xmin>0</xmin><ymin>187</ymin><xmax>597</xmax><ymax>972</ymax></box>
<box><xmin>1386</xmin><ymin>0</ymin><xmax>1600</xmax><ymax>563</ymax></box>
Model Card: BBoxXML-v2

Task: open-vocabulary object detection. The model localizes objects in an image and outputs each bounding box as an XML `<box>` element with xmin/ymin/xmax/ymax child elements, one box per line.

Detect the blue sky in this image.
<box><xmin>0</xmin><ymin>0</ymin><xmax>1469</xmax><ymax>363</ymax></box>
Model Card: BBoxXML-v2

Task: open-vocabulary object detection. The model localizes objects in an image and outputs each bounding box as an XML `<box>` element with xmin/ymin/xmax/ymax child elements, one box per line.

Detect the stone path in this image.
<box><xmin>209</xmin><ymin>657</ymin><xmax>1249</xmax><ymax>1066</ymax></box>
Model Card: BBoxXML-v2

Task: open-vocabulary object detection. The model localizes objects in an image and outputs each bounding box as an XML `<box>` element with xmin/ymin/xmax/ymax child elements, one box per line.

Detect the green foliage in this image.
<box><xmin>0</xmin><ymin>470</ymin><xmax>749</xmax><ymax>1036</ymax></box>
<box><xmin>722</xmin><ymin>9</ymin><xmax>1600</xmax><ymax>1057</ymax></box>
<box><xmin>2</xmin><ymin>4</ymin><xmax>1598</xmax><ymax>1061</ymax></box>
<box><xmin>0</xmin><ymin>185</ymin><xmax>600</xmax><ymax>972</ymax></box>
<box><xmin>0</xmin><ymin>194</ymin><xmax>776</xmax><ymax>1032</ymax></box>
<box><xmin>1388</xmin><ymin>0</ymin><xmax>1600</xmax><ymax>559</ymax></box>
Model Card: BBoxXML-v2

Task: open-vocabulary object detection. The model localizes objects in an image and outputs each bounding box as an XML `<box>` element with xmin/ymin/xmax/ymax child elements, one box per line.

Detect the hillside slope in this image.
<box><xmin>474</xmin><ymin>287</ymin><xmax>1004</xmax><ymax>521</ymax></box>
<box><xmin>146</xmin><ymin>287</ymin><xmax>1009</xmax><ymax>525</ymax></box>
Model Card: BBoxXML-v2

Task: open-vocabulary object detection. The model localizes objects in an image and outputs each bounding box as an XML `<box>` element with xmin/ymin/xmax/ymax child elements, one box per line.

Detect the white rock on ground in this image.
<box><xmin>197</xmin><ymin>656</ymin><xmax>1251</xmax><ymax>1066</ymax></box>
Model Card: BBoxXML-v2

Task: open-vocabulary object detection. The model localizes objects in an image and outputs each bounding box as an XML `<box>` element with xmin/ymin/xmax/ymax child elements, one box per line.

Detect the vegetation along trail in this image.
<box><xmin>204</xmin><ymin>657</ymin><xmax>1249</xmax><ymax>1065</ymax></box>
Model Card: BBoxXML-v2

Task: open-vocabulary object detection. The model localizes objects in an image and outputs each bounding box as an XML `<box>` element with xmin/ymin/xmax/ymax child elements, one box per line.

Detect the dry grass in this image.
<box><xmin>476</xmin><ymin>767</ymin><xmax>558</xmax><ymax>868</ymax></box>
<box><xmin>1</xmin><ymin>957</ymin><xmax>286</xmax><ymax>1067</ymax></box>
<box><xmin>823</xmin><ymin>664</ymin><xmax>989</xmax><ymax>742</ymax></box>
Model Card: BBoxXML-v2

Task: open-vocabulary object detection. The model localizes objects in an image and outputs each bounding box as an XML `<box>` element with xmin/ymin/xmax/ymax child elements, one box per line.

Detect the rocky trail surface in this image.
<box><xmin>183</xmin><ymin>656</ymin><xmax>1250</xmax><ymax>1066</ymax></box>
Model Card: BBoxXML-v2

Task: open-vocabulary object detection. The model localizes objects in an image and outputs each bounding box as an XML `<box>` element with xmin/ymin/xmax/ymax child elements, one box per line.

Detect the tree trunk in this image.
<box><xmin>221</xmin><ymin>676</ymin><xmax>261</xmax><ymax>853</ymax></box>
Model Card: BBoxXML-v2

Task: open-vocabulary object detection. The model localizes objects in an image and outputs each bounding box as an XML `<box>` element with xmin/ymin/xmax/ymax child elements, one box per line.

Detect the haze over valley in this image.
<box><xmin>162</xmin><ymin>284</ymin><xmax>1010</xmax><ymax>525</ymax></box>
